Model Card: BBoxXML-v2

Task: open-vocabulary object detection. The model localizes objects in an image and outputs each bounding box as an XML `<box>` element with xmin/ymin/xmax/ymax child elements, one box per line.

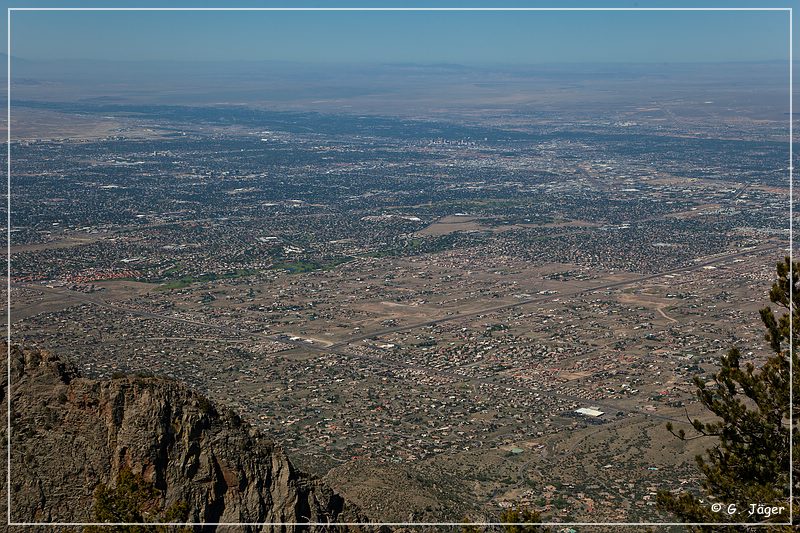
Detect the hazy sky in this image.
<box><xmin>3</xmin><ymin>0</ymin><xmax>795</xmax><ymax>65</ymax></box>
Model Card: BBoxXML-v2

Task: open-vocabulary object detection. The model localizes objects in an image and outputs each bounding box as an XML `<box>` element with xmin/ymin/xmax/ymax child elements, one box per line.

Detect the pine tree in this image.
<box><xmin>461</xmin><ymin>506</ymin><xmax>542</xmax><ymax>533</ymax></box>
<box><xmin>86</xmin><ymin>468</ymin><xmax>190</xmax><ymax>533</ymax></box>
<box><xmin>657</xmin><ymin>257</ymin><xmax>799</xmax><ymax>531</ymax></box>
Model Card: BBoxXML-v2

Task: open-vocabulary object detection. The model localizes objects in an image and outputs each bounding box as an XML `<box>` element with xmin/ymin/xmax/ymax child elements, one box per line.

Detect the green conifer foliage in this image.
<box><xmin>657</xmin><ymin>257</ymin><xmax>799</xmax><ymax>531</ymax></box>
<box><xmin>87</xmin><ymin>468</ymin><xmax>190</xmax><ymax>533</ymax></box>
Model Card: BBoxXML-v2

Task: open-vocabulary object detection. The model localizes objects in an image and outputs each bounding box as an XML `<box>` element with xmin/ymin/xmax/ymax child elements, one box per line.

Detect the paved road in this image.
<box><xmin>14</xmin><ymin>243</ymin><xmax>774</xmax><ymax>343</ymax></box>
<box><xmin>269</xmin><ymin>242</ymin><xmax>780</xmax><ymax>425</ymax></box>
<box><xmin>324</xmin><ymin>242</ymin><xmax>779</xmax><ymax>348</ymax></box>
<box><xmin>11</xmin><ymin>241</ymin><xmax>781</xmax><ymax>428</ymax></box>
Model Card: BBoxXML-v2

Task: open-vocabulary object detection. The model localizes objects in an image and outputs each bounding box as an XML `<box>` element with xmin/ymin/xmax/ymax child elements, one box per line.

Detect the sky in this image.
<box><xmin>1</xmin><ymin>0</ymin><xmax>796</xmax><ymax>66</ymax></box>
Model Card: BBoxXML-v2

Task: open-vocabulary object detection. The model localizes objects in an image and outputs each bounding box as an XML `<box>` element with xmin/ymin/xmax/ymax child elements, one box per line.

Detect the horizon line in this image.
<box><xmin>6</xmin><ymin>7</ymin><xmax>794</xmax><ymax>12</ymax></box>
<box><xmin>3</xmin><ymin>55</ymin><xmax>793</xmax><ymax>65</ymax></box>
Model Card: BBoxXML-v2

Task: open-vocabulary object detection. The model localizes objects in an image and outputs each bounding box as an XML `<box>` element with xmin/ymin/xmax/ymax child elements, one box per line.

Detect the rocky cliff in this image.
<box><xmin>2</xmin><ymin>343</ymin><xmax>374</xmax><ymax>531</ymax></box>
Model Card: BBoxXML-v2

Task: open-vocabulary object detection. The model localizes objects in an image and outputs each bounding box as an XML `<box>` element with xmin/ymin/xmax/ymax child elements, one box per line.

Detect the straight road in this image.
<box><xmin>10</xmin><ymin>242</ymin><xmax>781</xmax><ymax>427</ymax></box>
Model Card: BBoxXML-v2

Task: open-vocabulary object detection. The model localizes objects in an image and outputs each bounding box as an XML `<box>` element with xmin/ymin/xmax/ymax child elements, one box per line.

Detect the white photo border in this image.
<box><xmin>5</xmin><ymin>5</ymin><xmax>794</xmax><ymax>528</ymax></box>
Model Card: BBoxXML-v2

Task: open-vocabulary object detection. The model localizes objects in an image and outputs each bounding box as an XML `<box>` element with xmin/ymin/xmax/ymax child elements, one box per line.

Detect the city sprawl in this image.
<box><xmin>9</xmin><ymin>99</ymin><xmax>792</xmax><ymax>522</ymax></box>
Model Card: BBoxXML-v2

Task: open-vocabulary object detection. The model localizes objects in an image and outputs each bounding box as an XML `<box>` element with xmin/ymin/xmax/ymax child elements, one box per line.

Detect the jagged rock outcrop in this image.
<box><xmin>3</xmin><ymin>343</ymin><xmax>375</xmax><ymax>531</ymax></box>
